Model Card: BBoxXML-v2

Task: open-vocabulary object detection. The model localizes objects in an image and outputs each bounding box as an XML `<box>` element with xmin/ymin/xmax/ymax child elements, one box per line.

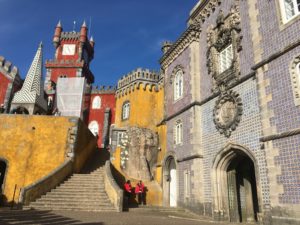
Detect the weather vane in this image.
<box><xmin>73</xmin><ymin>21</ymin><xmax>76</xmax><ymax>32</ymax></box>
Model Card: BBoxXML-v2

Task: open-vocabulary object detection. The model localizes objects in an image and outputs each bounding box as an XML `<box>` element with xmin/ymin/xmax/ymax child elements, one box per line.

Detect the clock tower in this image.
<box><xmin>45</xmin><ymin>20</ymin><xmax>95</xmax><ymax>89</ymax></box>
<box><xmin>45</xmin><ymin>21</ymin><xmax>95</xmax><ymax>117</ymax></box>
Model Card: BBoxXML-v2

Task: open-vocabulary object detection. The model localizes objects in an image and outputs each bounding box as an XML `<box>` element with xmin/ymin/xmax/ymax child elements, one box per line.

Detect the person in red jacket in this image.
<box><xmin>124</xmin><ymin>180</ymin><xmax>132</xmax><ymax>198</ymax></box>
<box><xmin>135</xmin><ymin>180</ymin><xmax>145</xmax><ymax>205</ymax></box>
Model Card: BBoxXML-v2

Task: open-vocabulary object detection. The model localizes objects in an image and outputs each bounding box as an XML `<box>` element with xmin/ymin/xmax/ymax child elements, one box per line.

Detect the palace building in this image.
<box><xmin>0</xmin><ymin>1</ymin><xmax>300</xmax><ymax>224</ymax></box>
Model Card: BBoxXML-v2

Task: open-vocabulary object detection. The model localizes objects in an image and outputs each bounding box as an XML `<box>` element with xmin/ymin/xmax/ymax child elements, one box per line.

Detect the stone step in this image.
<box><xmin>59</xmin><ymin>182</ymin><xmax>104</xmax><ymax>187</ymax></box>
<box><xmin>24</xmin><ymin>205</ymin><xmax>117</xmax><ymax>212</ymax></box>
<box><xmin>71</xmin><ymin>174</ymin><xmax>103</xmax><ymax>177</ymax></box>
<box><xmin>51</xmin><ymin>187</ymin><xmax>105</xmax><ymax>191</ymax></box>
<box><xmin>25</xmin><ymin>166</ymin><xmax>115</xmax><ymax>212</ymax></box>
<box><xmin>38</xmin><ymin>196</ymin><xmax>111</xmax><ymax>202</ymax></box>
<box><xmin>45</xmin><ymin>192</ymin><xmax>109</xmax><ymax>197</ymax></box>
<box><xmin>31</xmin><ymin>201</ymin><xmax>112</xmax><ymax>207</ymax></box>
<box><xmin>129</xmin><ymin>206</ymin><xmax>186</xmax><ymax>212</ymax></box>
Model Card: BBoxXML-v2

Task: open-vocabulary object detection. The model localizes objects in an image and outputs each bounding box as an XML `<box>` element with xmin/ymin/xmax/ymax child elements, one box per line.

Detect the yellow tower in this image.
<box><xmin>110</xmin><ymin>68</ymin><xmax>166</xmax><ymax>206</ymax></box>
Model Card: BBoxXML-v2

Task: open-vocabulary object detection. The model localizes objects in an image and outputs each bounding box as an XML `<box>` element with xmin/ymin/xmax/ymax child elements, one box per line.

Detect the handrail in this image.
<box><xmin>19</xmin><ymin>159</ymin><xmax>73</xmax><ymax>206</ymax></box>
<box><xmin>104</xmin><ymin>160</ymin><xmax>123</xmax><ymax>212</ymax></box>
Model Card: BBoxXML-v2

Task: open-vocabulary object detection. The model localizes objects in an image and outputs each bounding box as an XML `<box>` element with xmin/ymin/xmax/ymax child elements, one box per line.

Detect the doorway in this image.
<box><xmin>212</xmin><ymin>144</ymin><xmax>260</xmax><ymax>223</ymax></box>
<box><xmin>227</xmin><ymin>155</ymin><xmax>259</xmax><ymax>222</ymax></box>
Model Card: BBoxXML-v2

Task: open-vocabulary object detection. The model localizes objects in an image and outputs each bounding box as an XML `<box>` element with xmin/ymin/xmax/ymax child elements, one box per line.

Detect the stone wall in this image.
<box><xmin>0</xmin><ymin>115</ymin><xmax>96</xmax><ymax>204</ymax></box>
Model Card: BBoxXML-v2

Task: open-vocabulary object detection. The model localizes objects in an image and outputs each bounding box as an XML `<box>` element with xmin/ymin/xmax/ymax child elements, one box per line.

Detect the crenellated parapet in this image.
<box><xmin>91</xmin><ymin>85</ymin><xmax>116</xmax><ymax>94</ymax></box>
<box><xmin>45</xmin><ymin>59</ymin><xmax>84</xmax><ymax>67</ymax></box>
<box><xmin>115</xmin><ymin>68</ymin><xmax>163</xmax><ymax>98</ymax></box>
<box><xmin>60</xmin><ymin>32</ymin><xmax>81</xmax><ymax>41</ymax></box>
<box><xmin>0</xmin><ymin>56</ymin><xmax>21</xmax><ymax>80</ymax></box>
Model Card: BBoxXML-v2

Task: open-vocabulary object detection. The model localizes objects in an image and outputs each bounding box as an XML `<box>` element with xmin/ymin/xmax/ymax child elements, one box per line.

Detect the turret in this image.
<box><xmin>80</xmin><ymin>21</ymin><xmax>87</xmax><ymax>43</ymax></box>
<box><xmin>53</xmin><ymin>21</ymin><xmax>62</xmax><ymax>48</ymax></box>
<box><xmin>161</xmin><ymin>41</ymin><xmax>173</xmax><ymax>54</ymax></box>
<box><xmin>89</xmin><ymin>36</ymin><xmax>95</xmax><ymax>48</ymax></box>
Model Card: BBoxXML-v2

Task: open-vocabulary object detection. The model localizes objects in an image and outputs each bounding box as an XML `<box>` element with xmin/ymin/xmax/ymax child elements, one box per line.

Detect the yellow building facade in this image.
<box><xmin>0</xmin><ymin>115</ymin><xmax>96</xmax><ymax>205</ymax></box>
<box><xmin>110</xmin><ymin>68</ymin><xmax>166</xmax><ymax>206</ymax></box>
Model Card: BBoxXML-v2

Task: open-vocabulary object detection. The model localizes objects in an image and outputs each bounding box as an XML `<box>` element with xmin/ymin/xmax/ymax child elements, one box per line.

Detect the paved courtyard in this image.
<box><xmin>0</xmin><ymin>209</ymin><xmax>235</xmax><ymax>225</ymax></box>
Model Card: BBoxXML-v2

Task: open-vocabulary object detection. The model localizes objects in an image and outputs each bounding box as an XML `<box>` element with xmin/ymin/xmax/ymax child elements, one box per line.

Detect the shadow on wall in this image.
<box><xmin>80</xmin><ymin>148</ymin><xmax>110</xmax><ymax>173</ymax></box>
<box><xmin>0</xmin><ymin>209</ymin><xmax>104</xmax><ymax>225</ymax></box>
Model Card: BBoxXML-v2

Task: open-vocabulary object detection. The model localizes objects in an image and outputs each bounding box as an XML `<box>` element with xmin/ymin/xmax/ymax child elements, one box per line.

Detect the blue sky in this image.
<box><xmin>0</xmin><ymin>0</ymin><xmax>198</xmax><ymax>86</ymax></box>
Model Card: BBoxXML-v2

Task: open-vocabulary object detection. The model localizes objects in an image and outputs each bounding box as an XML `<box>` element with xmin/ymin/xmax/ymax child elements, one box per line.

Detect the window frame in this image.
<box><xmin>279</xmin><ymin>0</ymin><xmax>300</xmax><ymax>23</ymax></box>
<box><xmin>174</xmin><ymin>70</ymin><xmax>184</xmax><ymax>101</ymax></box>
<box><xmin>184</xmin><ymin>170</ymin><xmax>191</xmax><ymax>199</ymax></box>
<box><xmin>122</xmin><ymin>101</ymin><xmax>130</xmax><ymax>120</ymax></box>
<box><xmin>219</xmin><ymin>44</ymin><xmax>233</xmax><ymax>74</ymax></box>
<box><xmin>92</xmin><ymin>96</ymin><xmax>101</xmax><ymax>109</ymax></box>
<box><xmin>88</xmin><ymin>120</ymin><xmax>99</xmax><ymax>136</ymax></box>
<box><xmin>174</xmin><ymin>120</ymin><xmax>183</xmax><ymax>145</ymax></box>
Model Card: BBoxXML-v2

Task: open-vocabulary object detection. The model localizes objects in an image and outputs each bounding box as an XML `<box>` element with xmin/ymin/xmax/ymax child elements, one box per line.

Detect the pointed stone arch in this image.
<box><xmin>211</xmin><ymin>143</ymin><xmax>261</xmax><ymax>223</ymax></box>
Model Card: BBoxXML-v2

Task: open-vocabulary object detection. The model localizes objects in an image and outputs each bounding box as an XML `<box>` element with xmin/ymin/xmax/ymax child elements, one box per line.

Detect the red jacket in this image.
<box><xmin>135</xmin><ymin>183</ymin><xmax>144</xmax><ymax>194</ymax></box>
<box><xmin>124</xmin><ymin>183</ymin><xmax>132</xmax><ymax>193</ymax></box>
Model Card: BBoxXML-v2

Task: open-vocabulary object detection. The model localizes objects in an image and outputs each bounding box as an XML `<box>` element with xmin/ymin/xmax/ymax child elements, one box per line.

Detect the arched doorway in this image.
<box><xmin>212</xmin><ymin>144</ymin><xmax>260</xmax><ymax>223</ymax></box>
<box><xmin>0</xmin><ymin>160</ymin><xmax>7</xmax><ymax>205</ymax></box>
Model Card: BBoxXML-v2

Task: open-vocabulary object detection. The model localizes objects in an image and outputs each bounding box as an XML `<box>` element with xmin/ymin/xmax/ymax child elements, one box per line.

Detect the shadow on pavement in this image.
<box><xmin>0</xmin><ymin>209</ymin><xmax>104</xmax><ymax>225</ymax></box>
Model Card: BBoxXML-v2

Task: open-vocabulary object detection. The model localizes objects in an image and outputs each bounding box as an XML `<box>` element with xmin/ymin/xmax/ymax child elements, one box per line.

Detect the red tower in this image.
<box><xmin>45</xmin><ymin>21</ymin><xmax>94</xmax><ymax>85</ymax></box>
<box><xmin>45</xmin><ymin>21</ymin><xmax>95</xmax><ymax>117</ymax></box>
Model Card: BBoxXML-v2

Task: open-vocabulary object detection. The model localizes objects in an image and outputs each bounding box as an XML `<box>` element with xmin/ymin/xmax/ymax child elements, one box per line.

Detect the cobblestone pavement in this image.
<box><xmin>0</xmin><ymin>209</ymin><xmax>235</xmax><ymax>225</ymax></box>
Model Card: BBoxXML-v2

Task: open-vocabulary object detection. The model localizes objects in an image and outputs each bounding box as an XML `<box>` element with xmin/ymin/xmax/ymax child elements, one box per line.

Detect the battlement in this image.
<box><xmin>60</xmin><ymin>32</ymin><xmax>80</xmax><ymax>40</ymax></box>
<box><xmin>91</xmin><ymin>85</ymin><xmax>116</xmax><ymax>94</ymax></box>
<box><xmin>45</xmin><ymin>59</ymin><xmax>84</xmax><ymax>67</ymax></box>
<box><xmin>116</xmin><ymin>68</ymin><xmax>163</xmax><ymax>98</ymax></box>
<box><xmin>117</xmin><ymin>68</ymin><xmax>160</xmax><ymax>89</ymax></box>
<box><xmin>0</xmin><ymin>56</ymin><xmax>20</xmax><ymax>79</ymax></box>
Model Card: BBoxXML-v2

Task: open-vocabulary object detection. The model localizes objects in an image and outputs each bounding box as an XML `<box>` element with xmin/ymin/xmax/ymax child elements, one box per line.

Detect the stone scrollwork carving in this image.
<box><xmin>206</xmin><ymin>2</ymin><xmax>242</xmax><ymax>93</ymax></box>
<box><xmin>120</xmin><ymin>127</ymin><xmax>159</xmax><ymax>181</ymax></box>
<box><xmin>213</xmin><ymin>88</ymin><xmax>243</xmax><ymax>137</ymax></box>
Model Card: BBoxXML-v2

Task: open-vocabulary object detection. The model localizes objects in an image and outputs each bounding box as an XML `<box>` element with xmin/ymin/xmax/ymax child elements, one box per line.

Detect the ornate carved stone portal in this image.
<box><xmin>206</xmin><ymin>2</ymin><xmax>242</xmax><ymax>93</ymax></box>
<box><xmin>119</xmin><ymin>127</ymin><xmax>159</xmax><ymax>181</ymax></box>
<box><xmin>213</xmin><ymin>88</ymin><xmax>243</xmax><ymax>137</ymax></box>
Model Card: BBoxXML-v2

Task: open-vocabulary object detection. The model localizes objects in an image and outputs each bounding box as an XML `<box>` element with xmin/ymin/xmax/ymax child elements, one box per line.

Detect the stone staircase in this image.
<box><xmin>24</xmin><ymin>167</ymin><xmax>117</xmax><ymax>212</ymax></box>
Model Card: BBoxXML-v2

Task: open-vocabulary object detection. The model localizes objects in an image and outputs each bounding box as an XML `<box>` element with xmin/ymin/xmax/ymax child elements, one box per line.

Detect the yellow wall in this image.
<box><xmin>0</xmin><ymin>115</ymin><xmax>96</xmax><ymax>204</ymax></box>
<box><xmin>115</xmin><ymin>85</ymin><xmax>164</xmax><ymax>130</ymax></box>
<box><xmin>112</xmin><ymin>84</ymin><xmax>166</xmax><ymax>206</ymax></box>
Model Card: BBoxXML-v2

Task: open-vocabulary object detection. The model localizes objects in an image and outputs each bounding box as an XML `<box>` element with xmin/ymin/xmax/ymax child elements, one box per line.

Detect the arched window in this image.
<box><xmin>92</xmin><ymin>96</ymin><xmax>101</xmax><ymax>109</ymax></box>
<box><xmin>88</xmin><ymin>121</ymin><xmax>99</xmax><ymax>136</ymax></box>
<box><xmin>174</xmin><ymin>120</ymin><xmax>183</xmax><ymax>145</ymax></box>
<box><xmin>174</xmin><ymin>70</ymin><xmax>183</xmax><ymax>101</ymax></box>
<box><xmin>122</xmin><ymin>101</ymin><xmax>130</xmax><ymax>120</ymax></box>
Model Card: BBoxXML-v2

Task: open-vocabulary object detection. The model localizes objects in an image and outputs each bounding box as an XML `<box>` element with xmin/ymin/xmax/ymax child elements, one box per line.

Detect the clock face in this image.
<box><xmin>62</xmin><ymin>44</ymin><xmax>76</xmax><ymax>55</ymax></box>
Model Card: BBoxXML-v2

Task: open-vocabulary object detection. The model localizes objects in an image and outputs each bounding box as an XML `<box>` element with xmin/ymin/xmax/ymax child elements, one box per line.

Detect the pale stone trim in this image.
<box><xmin>248</xmin><ymin>0</ymin><xmax>263</xmax><ymax>64</ymax></box>
<box><xmin>189</xmin><ymin>41</ymin><xmax>201</xmax><ymax>102</ymax></box>
<box><xmin>289</xmin><ymin>55</ymin><xmax>300</xmax><ymax>106</ymax></box>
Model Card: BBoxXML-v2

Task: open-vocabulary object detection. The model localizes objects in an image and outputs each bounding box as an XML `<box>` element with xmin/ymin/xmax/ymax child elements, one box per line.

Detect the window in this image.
<box><xmin>88</xmin><ymin>121</ymin><xmax>99</xmax><ymax>136</ymax></box>
<box><xmin>280</xmin><ymin>0</ymin><xmax>300</xmax><ymax>23</ymax></box>
<box><xmin>174</xmin><ymin>70</ymin><xmax>183</xmax><ymax>101</ymax></box>
<box><xmin>184</xmin><ymin>170</ymin><xmax>191</xmax><ymax>199</ymax></box>
<box><xmin>92</xmin><ymin>96</ymin><xmax>101</xmax><ymax>109</ymax></box>
<box><xmin>174</xmin><ymin>120</ymin><xmax>183</xmax><ymax>145</ymax></box>
<box><xmin>117</xmin><ymin>131</ymin><xmax>126</xmax><ymax>147</ymax></box>
<box><xmin>219</xmin><ymin>45</ymin><xmax>233</xmax><ymax>74</ymax></box>
<box><xmin>122</xmin><ymin>102</ymin><xmax>130</xmax><ymax>120</ymax></box>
